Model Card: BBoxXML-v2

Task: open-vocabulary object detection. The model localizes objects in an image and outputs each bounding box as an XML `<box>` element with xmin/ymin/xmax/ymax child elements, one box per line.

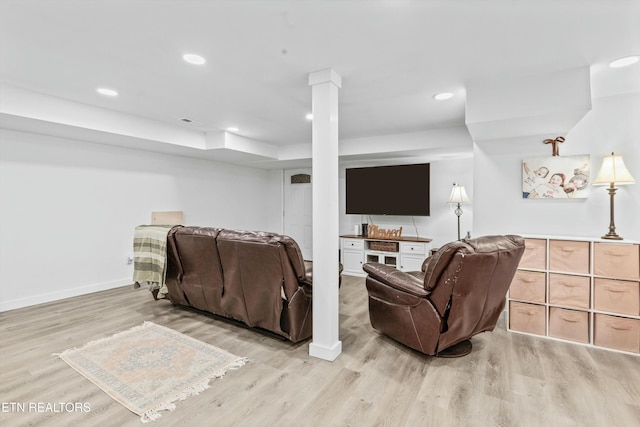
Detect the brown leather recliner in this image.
<box><xmin>363</xmin><ymin>235</ymin><xmax>525</xmax><ymax>357</ymax></box>
<box><xmin>164</xmin><ymin>226</ymin><xmax>341</xmax><ymax>343</ymax></box>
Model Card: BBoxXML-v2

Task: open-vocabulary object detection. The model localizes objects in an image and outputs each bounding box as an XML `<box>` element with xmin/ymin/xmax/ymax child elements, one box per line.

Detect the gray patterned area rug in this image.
<box><xmin>56</xmin><ymin>321</ymin><xmax>247</xmax><ymax>423</ymax></box>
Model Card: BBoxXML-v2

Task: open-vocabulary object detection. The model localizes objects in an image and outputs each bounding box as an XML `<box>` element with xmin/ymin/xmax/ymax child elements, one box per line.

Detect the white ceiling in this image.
<box><xmin>1</xmin><ymin>0</ymin><xmax>639</xmax><ymax>167</ymax></box>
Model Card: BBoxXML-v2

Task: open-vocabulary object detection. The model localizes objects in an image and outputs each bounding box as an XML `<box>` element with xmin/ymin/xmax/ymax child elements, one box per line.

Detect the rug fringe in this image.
<box><xmin>140</xmin><ymin>358</ymin><xmax>248</xmax><ymax>423</ymax></box>
<box><xmin>224</xmin><ymin>357</ymin><xmax>249</xmax><ymax>372</ymax></box>
<box><xmin>53</xmin><ymin>322</ymin><xmax>153</xmax><ymax>358</ymax></box>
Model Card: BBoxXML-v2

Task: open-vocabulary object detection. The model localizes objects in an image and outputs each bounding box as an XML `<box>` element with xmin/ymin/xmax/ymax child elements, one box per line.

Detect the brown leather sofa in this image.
<box><xmin>363</xmin><ymin>235</ymin><xmax>525</xmax><ymax>357</ymax></box>
<box><xmin>163</xmin><ymin>226</ymin><xmax>341</xmax><ymax>343</ymax></box>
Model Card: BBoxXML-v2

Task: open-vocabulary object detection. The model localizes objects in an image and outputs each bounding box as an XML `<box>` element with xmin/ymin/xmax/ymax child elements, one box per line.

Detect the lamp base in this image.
<box><xmin>601</xmin><ymin>232</ymin><xmax>623</xmax><ymax>240</ymax></box>
<box><xmin>601</xmin><ymin>184</ymin><xmax>624</xmax><ymax>241</ymax></box>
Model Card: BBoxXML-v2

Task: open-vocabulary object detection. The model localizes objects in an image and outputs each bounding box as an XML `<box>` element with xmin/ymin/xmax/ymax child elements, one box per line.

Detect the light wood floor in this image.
<box><xmin>1</xmin><ymin>275</ymin><xmax>639</xmax><ymax>427</ymax></box>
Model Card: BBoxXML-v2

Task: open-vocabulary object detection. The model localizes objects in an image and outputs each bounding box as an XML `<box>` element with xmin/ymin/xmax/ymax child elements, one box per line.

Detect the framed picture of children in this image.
<box><xmin>522</xmin><ymin>155</ymin><xmax>590</xmax><ymax>199</ymax></box>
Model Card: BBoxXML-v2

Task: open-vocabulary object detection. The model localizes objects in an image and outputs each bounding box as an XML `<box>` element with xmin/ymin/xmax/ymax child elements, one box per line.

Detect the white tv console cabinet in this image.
<box><xmin>340</xmin><ymin>235</ymin><xmax>432</xmax><ymax>277</ymax></box>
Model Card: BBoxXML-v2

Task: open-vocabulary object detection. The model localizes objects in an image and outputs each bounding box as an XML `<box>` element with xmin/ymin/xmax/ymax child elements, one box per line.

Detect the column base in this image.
<box><xmin>309</xmin><ymin>340</ymin><xmax>342</xmax><ymax>361</ymax></box>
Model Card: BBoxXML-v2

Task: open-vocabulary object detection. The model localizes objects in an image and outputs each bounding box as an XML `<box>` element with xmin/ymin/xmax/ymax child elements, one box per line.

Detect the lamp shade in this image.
<box><xmin>448</xmin><ymin>184</ymin><xmax>470</xmax><ymax>204</ymax></box>
<box><xmin>592</xmin><ymin>153</ymin><xmax>636</xmax><ymax>186</ymax></box>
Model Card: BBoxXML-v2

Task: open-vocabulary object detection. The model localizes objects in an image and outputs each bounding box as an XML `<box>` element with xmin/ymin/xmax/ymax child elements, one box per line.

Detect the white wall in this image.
<box><xmin>473</xmin><ymin>92</ymin><xmax>640</xmax><ymax>240</ymax></box>
<box><xmin>0</xmin><ymin>129</ymin><xmax>282</xmax><ymax>311</ymax></box>
<box><xmin>339</xmin><ymin>157</ymin><xmax>474</xmax><ymax>249</ymax></box>
<box><xmin>5</xmin><ymin>92</ymin><xmax>635</xmax><ymax>311</ymax></box>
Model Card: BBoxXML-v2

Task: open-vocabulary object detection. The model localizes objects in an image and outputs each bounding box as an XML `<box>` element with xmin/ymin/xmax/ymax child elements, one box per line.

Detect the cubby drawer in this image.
<box><xmin>400</xmin><ymin>242</ymin><xmax>426</xmax><ymax>254</ymax></box>
<box><xmin>549</xmin><ymin>240</ymin><xmax>590</xmax><ymax>274</ymax></box>
<box><xmin>594</xmin><ymin>243</ymin><xmax>640</xmax><ymax>280</ymax></box>
<box><xmin>510</xmin><ymin>270</ymin><xmax>546</xmax><ymax>303</ymax></box>
<box><xmin>509</xmin><ymin>301</ymin><xmax>546</xmax><ymax>336</ymax></box>
<box><xmin>594</xmin><ymin>278</ymin><xmax>640</xmax><ymax>316</ymax></box>
<box><xmin>594</xmin><ymin>314</ymin><xmax>640</xmax><ymax>353</ymax></box>
<box><xmin>549</xmin><ymin>307</ymin><xmax>589</xmax><ymax>344</ymax></box>
<box><xmin>343</xmin><ymin>239</ymin><xmax>364</xmax><ymax>250</ymax></box>
<box><xmin>549</xmin><ymin>273</ymin><xmax>590</xmax><ymax>309</ymax></box>
<box><xmin>520</xmin><ymin>238</ymin><xmax>546</xmax><ymax>270</ymax></box>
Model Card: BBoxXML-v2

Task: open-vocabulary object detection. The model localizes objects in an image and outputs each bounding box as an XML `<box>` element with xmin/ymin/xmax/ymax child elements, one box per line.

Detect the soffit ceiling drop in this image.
<box><xmin>0</xmin><ymin>1</ymin><xmax>638</xmax><ymax>168</ymax></box>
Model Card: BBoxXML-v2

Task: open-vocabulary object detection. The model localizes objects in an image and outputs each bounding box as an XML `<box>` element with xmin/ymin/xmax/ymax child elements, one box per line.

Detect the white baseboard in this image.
<box><xmin>0</xmin><ymin>278</ymin><xmax>131</xmax><ymax>312</ymax></box>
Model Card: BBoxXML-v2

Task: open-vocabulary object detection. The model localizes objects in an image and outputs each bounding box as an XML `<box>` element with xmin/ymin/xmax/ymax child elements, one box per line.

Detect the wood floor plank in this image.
<box><xmin>1</xmin><ymin>276</ymin><xmax>639</xmax><ymax>427</ymax></box>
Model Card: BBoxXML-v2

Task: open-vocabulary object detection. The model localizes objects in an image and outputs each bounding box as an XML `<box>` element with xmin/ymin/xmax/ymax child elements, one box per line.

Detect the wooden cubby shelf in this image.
<box><xmin>507</xmin><ymin>235</ymin><xmax>640</xmax><ymax>356</ymax></box>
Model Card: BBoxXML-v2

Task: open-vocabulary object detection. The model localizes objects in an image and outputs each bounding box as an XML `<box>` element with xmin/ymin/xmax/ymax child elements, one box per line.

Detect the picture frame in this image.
<box><xmin>522</xmin><ymin>155</ymin><xmax>590</xmax><ymax>199</ymax></box>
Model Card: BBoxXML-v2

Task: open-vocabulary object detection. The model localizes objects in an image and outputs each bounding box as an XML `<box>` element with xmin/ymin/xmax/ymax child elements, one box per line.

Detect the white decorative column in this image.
<box><xmin>308</xmin><ymin>68</ymin><xmax>342</xmax><ymax>361</ymax></box>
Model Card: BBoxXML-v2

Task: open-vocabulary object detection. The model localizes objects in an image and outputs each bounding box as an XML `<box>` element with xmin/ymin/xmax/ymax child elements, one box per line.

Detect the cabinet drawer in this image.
<box><xmin>549</xmin><ymin>307</ymin><xmax>589</xmax><ymax>343</ymax></box>
<box><xmin>594</xmin><ymin>278</ymin><xmax>640</xmax><ymax>316</ymax></box>
<box><xmin>549</xmin><ymin>240</ymin><xmax>590</xmax><ymax>274</ymax></box>
<box><xmin>343</xmin><ymin>239</ymin><xmax>364</xmax><ymax>250</ymax></box>
<box><xmin>509</xmin><ymin>302</ymin><xmax>546</xmax><ymax>336</ymax></box>
<box><xmin>510</xmin><ymin>270</ymin><xmax>546</xmax><ymax>303</ymax></box>
<box><xmin>520</xmin><ymin>238</ymin><xmax>546</xmax><ymax>270</ymax></box>
<box><xmin>594</xmin><ymin>243</ymin><xmax>640</xmax><ymax>280</ymax></box>
<box><xmin>594</xmin><ymin>314</ymin><xmax>640</xmax><ymax>353</ymax></box>
<box><xmin>549</xmin><ymin>273</ymin><xmax>590</xmax><ymax>309</ymax></box>
<box><xmin>400</xmin><ymin>242</ymin><xmax>426</xmax><ymax>254</ymax></box>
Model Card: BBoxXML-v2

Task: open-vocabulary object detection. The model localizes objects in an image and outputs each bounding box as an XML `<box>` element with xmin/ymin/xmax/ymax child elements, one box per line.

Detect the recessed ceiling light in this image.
<box><xmin>96</xmin><ymin>87</ymin><xmax>118</xmax><ymax>97</ymax></box>
<box><xmin>183</xmin><ymin>53</ymin><xmax>206</xmax><ymax>65</ymax></box>
<box><xmin>609</xmin><ymin>55</ymin><xmax>639</xmax><ymax>68</ymax></box>
<box><xmin>305</xmin><ymin>113</ymin><xmax>313</xmax><ymax>120</ymax></box>
<box><xmin>433</xmin><ymin>92</ymin><xmax>454</xmax><ymax>100</ymax></box>
<box><xmin>226</xmin><ymin>127</ymin><xmax>239</xmax><ymax>132</ymax></box>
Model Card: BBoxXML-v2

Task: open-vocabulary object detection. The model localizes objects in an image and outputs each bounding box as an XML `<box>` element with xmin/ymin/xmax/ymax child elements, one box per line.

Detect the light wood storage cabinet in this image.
<box><xmin>340</xmin><ymin>235</ymin><xmax>431</xmax><ymax>277</ymax></box>
<box><xmin>507</xmin><ymin>236</ymin><xmax>640</xmax><ymax>356</ymax></box>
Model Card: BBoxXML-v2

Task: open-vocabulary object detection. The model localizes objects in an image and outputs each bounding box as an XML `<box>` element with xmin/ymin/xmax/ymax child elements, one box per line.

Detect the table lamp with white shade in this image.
<box><xmin>592</xmin><ymin>152</ymin><xmax>636</xmax><ymax>240</ymax></box>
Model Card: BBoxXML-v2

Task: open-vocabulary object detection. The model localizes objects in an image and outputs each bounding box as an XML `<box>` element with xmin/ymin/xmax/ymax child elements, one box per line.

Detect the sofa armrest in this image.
<box><xmin>363</xmin><ymin>263</ymin><xmax>429</xmax><ymax>298</ymax></box>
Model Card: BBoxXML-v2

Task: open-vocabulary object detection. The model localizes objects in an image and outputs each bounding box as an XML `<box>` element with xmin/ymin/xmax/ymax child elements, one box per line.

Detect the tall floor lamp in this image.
<box><xmin>448</xmin><ymin>183</ymin><xmax>470</xmax><ymax>240</ymax></box>
<box><xmin>592</xmin><ymin>152</ymin><xmax>636</xmax><ymax>240</ymax></box>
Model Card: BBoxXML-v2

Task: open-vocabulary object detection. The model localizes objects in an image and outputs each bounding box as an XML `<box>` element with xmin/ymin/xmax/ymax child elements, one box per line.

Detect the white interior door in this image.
<box><xmin>284</xmin><ymin>169</ymin><xmax>312</xmax><ymax>260</ymax></box>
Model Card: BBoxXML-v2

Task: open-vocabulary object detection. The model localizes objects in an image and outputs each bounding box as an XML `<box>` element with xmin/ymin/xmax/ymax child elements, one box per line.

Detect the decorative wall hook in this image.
<box><xmin>544</xmin><ymin>136</ymin><xmax>565</xmax><ymax>156</ymax></box>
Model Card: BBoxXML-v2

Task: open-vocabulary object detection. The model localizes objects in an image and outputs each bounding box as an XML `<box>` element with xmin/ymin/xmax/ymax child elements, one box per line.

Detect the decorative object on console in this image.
<box><xmin>522</xmin><ymin>155</ymin><xmax>590</xmax><ymax>199</ymax></box>
<box><xmin>447</xmin><ymin>183</ymin><xmax>470</xmax><ymax>240</ymax></box>
<box><xmin>592</xmin><ymin>152</ymin><xmax>636</xmax><ymax>240</ymax></box>
<box><xmin>367</xmin><ymin>224</ymin><xmax>403</xmax><ymax>239</ymax></box>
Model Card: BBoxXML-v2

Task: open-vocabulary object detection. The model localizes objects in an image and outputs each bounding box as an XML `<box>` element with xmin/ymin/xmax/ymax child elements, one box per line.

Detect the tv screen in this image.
<box><xmin>346</xmin><ymin>163</ymin><xmax>430</xmax><ymax>216</ymax></box>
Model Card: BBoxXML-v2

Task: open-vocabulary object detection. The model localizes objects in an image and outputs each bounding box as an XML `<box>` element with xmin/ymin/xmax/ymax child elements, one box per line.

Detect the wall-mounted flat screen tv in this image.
<box><xmin>346</xmin><ymin>163</ymin><xmax>430</xmax><ymax>216</ymax></box>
